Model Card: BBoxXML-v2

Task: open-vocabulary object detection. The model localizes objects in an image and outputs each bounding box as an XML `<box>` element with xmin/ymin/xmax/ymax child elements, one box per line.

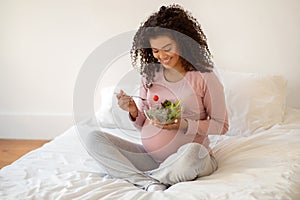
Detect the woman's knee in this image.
<box><xmin>78</xmin><ymin>129</ymin><xmax>108</xmax><ymax>151</ymax></box>
<box><xmin>178</xmin><ymin>143</ymin><xmax>209</xmax><ymax>160</ymax></box>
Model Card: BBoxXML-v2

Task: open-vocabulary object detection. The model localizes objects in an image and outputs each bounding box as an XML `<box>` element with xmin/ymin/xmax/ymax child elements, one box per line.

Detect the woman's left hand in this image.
<box><xmin>151</xmin><ymin>118</ymin><xmax>188</xmax><ymax>131</ymax></box>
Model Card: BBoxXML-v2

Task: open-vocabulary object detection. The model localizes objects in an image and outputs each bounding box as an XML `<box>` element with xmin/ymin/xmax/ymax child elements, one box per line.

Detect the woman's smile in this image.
<box><xmin>160</xmin><ymin>57</ymin><xmax>171</xmax><ymax>65</ymax></box>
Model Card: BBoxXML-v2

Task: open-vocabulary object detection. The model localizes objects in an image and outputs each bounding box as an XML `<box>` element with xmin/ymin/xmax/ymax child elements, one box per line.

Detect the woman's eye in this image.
<box><xmin>152</xmin><ymin>46</ymin><xmax>171</xmax><ymax>53</ymax></box>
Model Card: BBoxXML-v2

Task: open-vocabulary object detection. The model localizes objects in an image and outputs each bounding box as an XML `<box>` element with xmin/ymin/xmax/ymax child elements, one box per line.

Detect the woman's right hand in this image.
<box><xmin>116</xmin><ymin>90</ymin><xmax>138</xmax><ymax>118</ymax></box>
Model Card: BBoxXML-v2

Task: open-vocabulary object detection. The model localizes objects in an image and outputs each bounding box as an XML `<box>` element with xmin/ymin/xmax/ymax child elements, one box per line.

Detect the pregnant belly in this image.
<box><xmin>141</xmin><ymin>120</ymin><xmax>195</xmax><ymax>162</ymax></box>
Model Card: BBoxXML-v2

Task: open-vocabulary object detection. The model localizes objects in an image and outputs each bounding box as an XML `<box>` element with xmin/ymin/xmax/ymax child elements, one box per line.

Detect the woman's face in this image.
<box><xmin>149</xmin><ymin>35</ymin><xmax>182</xmax><ymax>70</ymax></box>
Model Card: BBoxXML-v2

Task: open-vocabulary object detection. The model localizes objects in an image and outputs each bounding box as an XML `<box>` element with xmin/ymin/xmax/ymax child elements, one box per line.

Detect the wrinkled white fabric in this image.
<box><xmin>1</xmin><ymin>107</ymin><xmax>300</xmax><ymax>200</ymax></box>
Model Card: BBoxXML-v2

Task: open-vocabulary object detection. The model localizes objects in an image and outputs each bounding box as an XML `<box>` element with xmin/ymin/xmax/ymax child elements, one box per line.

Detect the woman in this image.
<box><xmin>84</xmin><ymin>4</ymin><xmax>228</xmax><ymax>192</ymax></box>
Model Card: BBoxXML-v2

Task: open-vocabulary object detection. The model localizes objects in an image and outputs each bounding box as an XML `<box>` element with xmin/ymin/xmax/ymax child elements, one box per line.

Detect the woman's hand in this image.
<box><xmin>116</xmin><ymin>90</ymin><xmax>138</xmax><ymax>118</ymax></box>
<box><xmin>151</xmin><ymin>118</ymin><xmax>188</xmax><ymax>132</ymax></box>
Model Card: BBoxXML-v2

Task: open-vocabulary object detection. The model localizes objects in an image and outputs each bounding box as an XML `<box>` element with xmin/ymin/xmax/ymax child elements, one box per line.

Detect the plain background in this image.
<box><xmin>1</xmin><ymin>0</ymin><xmax>299</xmax><ymax>139</ymax></box>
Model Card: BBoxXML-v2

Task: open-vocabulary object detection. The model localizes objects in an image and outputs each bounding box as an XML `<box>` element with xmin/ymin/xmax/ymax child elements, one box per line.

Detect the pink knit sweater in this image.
<box><xmin>132</xmin><ymin>67</ymin><xmax>228</xmax><ymax>162</ymax></box>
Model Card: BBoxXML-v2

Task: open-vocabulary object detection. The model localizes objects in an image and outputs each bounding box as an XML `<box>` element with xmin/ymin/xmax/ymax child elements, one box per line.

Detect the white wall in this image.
<box><xmin>0</xmin><ymin>0</ymin><xmax>299</xmax><ymax>139</ymax></box>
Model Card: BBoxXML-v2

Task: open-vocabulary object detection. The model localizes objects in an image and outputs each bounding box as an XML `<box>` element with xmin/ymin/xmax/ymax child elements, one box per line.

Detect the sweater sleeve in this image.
<box><xmin>185</xmin><ymin>72</ymin><xmax>229</xmax><ymax>136</ymax></box>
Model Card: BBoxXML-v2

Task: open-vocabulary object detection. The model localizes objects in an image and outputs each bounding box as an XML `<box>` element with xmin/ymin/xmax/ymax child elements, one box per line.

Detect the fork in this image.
<box><xmin>114</xmin><ymin>92</ymin><xmax>146</xmax><ymax>101</ymax></box>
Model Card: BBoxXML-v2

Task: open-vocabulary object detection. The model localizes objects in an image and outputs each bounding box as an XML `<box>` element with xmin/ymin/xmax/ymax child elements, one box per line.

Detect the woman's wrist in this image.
<box><xmin>180</xmin><ymin>119</ymin><xmax>188</xmax><ymax>132</ymax></box>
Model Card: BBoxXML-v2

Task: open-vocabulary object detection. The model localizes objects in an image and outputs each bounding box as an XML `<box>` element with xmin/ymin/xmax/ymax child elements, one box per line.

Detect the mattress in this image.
<box><xmin>1</xmin><ymin>107</ymin><xmax>300</xmax><ymax>200</ymax></box>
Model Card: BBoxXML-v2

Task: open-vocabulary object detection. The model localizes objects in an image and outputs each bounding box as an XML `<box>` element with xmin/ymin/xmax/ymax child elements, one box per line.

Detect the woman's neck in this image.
<box><xmin>163</xmin><ymin>67</ymin><xmax>186</xmax><ymax>82</ymax></box>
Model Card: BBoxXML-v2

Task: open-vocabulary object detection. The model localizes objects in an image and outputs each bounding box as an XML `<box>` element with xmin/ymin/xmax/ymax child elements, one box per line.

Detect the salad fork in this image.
<box><xmin>114</xmin><ymin>92</ymin><xmax>146</xmax><ymax>101</ymax></box>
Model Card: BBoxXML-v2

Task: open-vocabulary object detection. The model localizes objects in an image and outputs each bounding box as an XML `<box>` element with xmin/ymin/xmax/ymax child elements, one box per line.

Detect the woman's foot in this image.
<box><xmin>145</xmin><ymin>183</ymin><xmax>168</xmax><ymax>192</ymax></box>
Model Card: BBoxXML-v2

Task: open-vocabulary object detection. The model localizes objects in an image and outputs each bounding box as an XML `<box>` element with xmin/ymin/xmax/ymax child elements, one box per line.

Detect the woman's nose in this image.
<box><xmin>158</xmin><ymin>51</ymin><xmax>168</xmax><ymax>59</ymax></box>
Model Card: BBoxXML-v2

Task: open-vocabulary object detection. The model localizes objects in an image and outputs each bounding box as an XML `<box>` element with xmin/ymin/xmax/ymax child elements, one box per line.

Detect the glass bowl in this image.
<box><xmin>144</xmin><ymin>100</ymin><xmax>181</xmax><ymax>125</ymax></box>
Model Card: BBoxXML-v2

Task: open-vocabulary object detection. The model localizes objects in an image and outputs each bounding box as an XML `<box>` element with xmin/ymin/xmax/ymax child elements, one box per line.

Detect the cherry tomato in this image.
<box><xmin>153</xmin><ymin>95</ymin><xmax>159</xmax><ymax>101</ymax></box>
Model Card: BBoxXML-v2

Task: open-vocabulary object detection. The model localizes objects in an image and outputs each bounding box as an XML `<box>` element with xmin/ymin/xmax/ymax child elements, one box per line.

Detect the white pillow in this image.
<box><xmin>217</xmin><ymin>69</ymin><xmax>287</xmax><ymax>136</ymax></box>
<box><xmin>95</xmin><ymin>85</ymin><xmax>139</xmax><ymax>130</ymax></box>
<box><xmin>96</xmin><ymin>69</ymin><xmax>287</xmax><ymax>136</ymax></box>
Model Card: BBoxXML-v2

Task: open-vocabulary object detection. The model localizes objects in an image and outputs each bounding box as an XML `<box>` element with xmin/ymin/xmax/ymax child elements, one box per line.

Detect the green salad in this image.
<box><xmin>146</xmin><ymin>100</ymin><xmax>182</xmax><ymax>124</ymax></box>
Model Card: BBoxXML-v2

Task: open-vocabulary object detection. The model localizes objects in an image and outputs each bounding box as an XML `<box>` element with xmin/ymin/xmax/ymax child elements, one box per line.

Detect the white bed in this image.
<box><xmin>1</xmin><ymin>70</ymin><xmax>300</xmax><ymax>200</ymax></box>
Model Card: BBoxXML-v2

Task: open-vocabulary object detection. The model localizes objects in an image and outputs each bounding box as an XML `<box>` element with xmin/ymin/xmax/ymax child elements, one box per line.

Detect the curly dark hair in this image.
<box><xmin>130</xmin><ymin>4</ymin><xmax>214</xmax><ymax>86</ymax></box>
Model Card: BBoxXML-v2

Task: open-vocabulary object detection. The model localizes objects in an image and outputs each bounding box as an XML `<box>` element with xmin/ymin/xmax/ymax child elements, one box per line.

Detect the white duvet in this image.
<box><xmin>1</xmin><ymin>108</ymin><xmax>300</xmax><ymax>200</ymax></box>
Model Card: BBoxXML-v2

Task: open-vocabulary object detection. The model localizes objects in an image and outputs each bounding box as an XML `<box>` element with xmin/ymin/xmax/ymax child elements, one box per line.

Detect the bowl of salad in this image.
<box><xmin>144</xmin><ymin>99</ymin><xmax>182</xmax><ymax>125</ymax></box>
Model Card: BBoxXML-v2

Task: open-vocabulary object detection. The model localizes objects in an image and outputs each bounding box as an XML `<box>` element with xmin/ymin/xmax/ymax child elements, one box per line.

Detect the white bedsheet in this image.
<box><xmin>1</xmin><ymin>107</ymin><xmax>300</xmax><ymax>200</ymax></box>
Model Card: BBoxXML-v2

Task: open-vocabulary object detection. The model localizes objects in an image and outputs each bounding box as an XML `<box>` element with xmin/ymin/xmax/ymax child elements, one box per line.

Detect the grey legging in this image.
<box><xmin>77</xmin><ymin>119</ymin><xmax>218</xmax><ymax>189</ymax></box>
